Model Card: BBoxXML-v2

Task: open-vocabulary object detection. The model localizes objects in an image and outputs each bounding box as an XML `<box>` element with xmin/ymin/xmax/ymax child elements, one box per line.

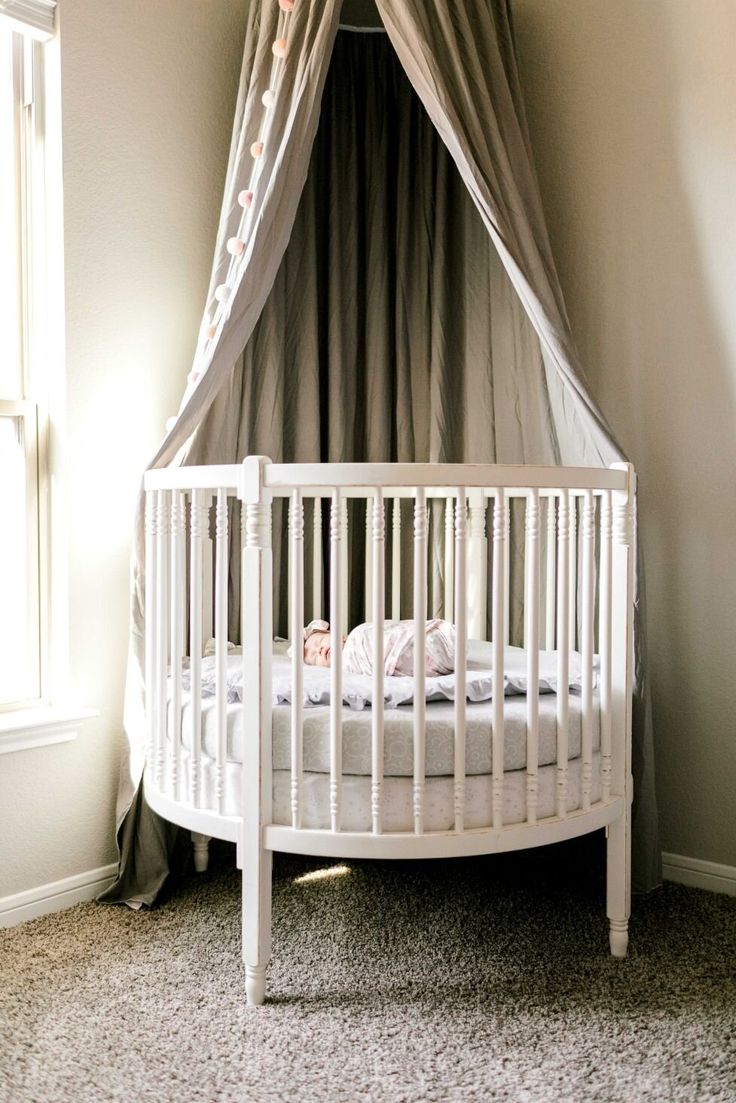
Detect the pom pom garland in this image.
<box><xmin>200</xmin><ymin>3</ymin><xmax>291</xmax><ymax>353</ymax></box>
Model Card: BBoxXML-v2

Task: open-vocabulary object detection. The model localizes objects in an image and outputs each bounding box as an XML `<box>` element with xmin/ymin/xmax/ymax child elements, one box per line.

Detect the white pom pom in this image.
<box><xmin>214</xmin><ymin>285</ymin><xmax>229</xmax><ymax>303</ymax></box>
<box><xmin>262</xmin><ymin>89</ymin><xmax>276</xmax><ymax>109</ymax></box>
<box><xmin>227</xmin><ymin>237</ymin><xmax>245</xmax><ymax>256</ymax></box>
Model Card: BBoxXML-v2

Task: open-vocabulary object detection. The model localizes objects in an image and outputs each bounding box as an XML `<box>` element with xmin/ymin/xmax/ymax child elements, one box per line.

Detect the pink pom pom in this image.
<box><xmin>279</xmin><ymin>0</ymin><xmax>294</xmax><ymax>10</ymax></box>
<box><xmin>238</xmin><ymin>189</ymin><xmax>254</xmax><ymax>208</ymax></box>
<box><xmin>214</xmin><ymin>285</ymin><xmax>229</xmax><ymax>303</ymax></box>
<box><xmin>272</xmin><ymin>38</ymin><xmax>287</xmax><ymax>58</ymax></box>
<box><xmin>250</xmin><ymin>141</ymin><xmax>264</xmax><ymax>158</ymax></box>
<box><xmin>262</xmin><ymin>89</ymin><xmax>276</xmax><ymax>109</ymax></box>
<box><xmin>227</xmin><ymin>237</ymin><xmax>245</xmax><ymax>256</ymax></box>
<box><xmin>206</xmin><ymin>324</ymin><xmax>217</xmax><ymax>339</ymax></box>
<box><xmin>188</xmin><ymin>370</ymin><xmax>200</xmax><ymax>385</ymax></box>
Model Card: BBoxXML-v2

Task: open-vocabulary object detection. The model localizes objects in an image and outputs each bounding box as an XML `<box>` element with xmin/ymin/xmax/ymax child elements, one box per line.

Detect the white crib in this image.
<box><xmin>142</xmin><ymin>458</ymin><xmax>635</xmax><ymax>1005</ymax></box>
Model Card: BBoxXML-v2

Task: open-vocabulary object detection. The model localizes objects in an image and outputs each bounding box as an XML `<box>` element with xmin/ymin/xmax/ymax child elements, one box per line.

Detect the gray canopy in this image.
<box><xmin>103</xmin><ymin>0</ymin><xmax>659</xmax><ymax>906</ymax></box>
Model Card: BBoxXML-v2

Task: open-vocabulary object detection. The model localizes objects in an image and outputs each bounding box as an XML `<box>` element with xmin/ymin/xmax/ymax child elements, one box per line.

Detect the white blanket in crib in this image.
<box><xmin>182</xmin><ymin>641</ymin><xmax>597</xmax><ymax>712</ymax></box>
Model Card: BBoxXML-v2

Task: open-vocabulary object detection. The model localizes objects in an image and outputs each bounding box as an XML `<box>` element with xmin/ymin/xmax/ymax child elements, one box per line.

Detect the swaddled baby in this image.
<box><xmin>303</xmin><ymin>618</ymin><xmax>456</xmax><ymax>676</ymax></box>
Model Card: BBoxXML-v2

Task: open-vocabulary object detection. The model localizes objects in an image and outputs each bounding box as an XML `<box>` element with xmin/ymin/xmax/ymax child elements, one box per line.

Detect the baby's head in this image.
<box><xmin>302</xmin><ymin>620</ymin><xmax>344</xmax><ymax>667</ymax></box>
<box><xmin>304</xmin><ymin>629</ymin><xmax>331</xmax><ymax>667</ymax></box>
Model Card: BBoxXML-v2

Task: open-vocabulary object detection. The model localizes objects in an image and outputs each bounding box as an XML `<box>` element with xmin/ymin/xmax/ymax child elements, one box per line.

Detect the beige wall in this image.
<box><xmin>515</xmin><ymin>0</ymin><xmax>736</xmax><ymax>866</ymax></box>
<box><xmin>0</xmin><ymin>1</ymin><xmax>247</xmax><ymax>897</ymax></box>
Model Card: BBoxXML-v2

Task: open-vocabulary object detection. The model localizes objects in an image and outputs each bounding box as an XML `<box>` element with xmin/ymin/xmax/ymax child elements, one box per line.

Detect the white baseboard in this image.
<box><xmin>662</xmin><ymin>852</ymin><xmax>736</xmax><ymax>897</ymax></box>
<box><xmin>0</xmin><ymin>862</ymin><xmax>118</xmax><ymax>927</ymax></box>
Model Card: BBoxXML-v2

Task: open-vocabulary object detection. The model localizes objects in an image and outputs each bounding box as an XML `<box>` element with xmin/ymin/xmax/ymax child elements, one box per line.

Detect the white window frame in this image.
<box><xmin>0</xmin><ymin>2</ymin><xmax>56</xmax><ymax>40</ymax></box>
<box><xmin>0</xmin><ymin>4</ymin><xmax>96</xmax><ymax>752</ymax></box>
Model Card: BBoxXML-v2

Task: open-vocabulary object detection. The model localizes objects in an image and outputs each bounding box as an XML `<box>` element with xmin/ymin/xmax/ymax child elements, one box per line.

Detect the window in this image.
<box><xmin>0</xmin><ymin>26</ymin><xmax>44</xmax><ymax>708</ymax></box>
<box><xmin>0</xmin><ymin>3</ymin><xmax>95</xmax><ymax>749</ymax></box>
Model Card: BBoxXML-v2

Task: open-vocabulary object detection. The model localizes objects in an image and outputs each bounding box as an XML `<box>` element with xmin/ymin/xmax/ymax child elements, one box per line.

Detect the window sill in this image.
<box><xmin>0</xmin><ymin>706</ymin><xmax>98</xmax><ymax>755</ymax></box>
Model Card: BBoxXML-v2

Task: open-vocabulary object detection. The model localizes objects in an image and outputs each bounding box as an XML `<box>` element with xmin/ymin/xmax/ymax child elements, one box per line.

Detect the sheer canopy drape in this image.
<box><xmin>104</xmin><ymin>0</ymin><xmax>659</xmax><ymax>907</ymax></box>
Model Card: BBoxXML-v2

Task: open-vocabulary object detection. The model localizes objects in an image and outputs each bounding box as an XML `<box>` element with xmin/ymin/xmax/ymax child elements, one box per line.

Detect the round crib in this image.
<box><xmin>142</xmin><ymin>458</ymin><xmax>635</xmax><ymax>1005</ymax></box>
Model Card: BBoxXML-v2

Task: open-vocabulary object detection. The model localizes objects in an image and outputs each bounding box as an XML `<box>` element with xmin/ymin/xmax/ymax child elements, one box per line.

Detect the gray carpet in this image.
<box><xmin>1</xmin><ymin>838</ymin><xmax>735</xmax><ymax>1103</ymax></box>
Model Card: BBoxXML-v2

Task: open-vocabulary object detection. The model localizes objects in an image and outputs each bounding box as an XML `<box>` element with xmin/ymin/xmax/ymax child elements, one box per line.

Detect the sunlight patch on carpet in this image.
<box><xmin>293</xmin><ymin>864</ymin><xmax>351</xmax><ymax>885</ymax></box>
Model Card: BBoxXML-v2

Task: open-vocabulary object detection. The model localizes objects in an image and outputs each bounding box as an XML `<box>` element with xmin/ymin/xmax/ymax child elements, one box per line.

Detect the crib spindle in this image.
<box><xmin>189</xmin><ymin>489</ymin><xmax>208</xmax><ymax>808</ymax></box>
<box><xmin>155</xmin><ymin>489</ymin><xmax>170</xmax><ymax>789</ymax></box>
<box><xmin>391</xmin><ymin>497</ymin><xmax>401</xmax><ymax>619</ymax></box>
<box><xmin>202</xmin><ymin>510</ymin><xmax>214</xmax><ymax>646</ymax></box>
<box><xmin>492</xmin><ymin>490</ymin><xmax>507</xmax><ymax>830</ymax></box>
<box><xmin>169</xmin><ymin>490</ymin><xmax>185</xmax><ymax>799</ymax></box>
<box><xmin>215</xmin><ymin>488</ymin><xmax>229</xmax><ymax>815</ymax></box>
<box><xmin>371</xmin><ymin>490</ymin><xmax>385</xmax><ymax>834</ymax></box>
<box><xmin>525</xmin><ymin>489</ymin><xmax>540</xmax><ymax>825</ymax></box>
<box><xmin>444</xmin><ymin>496</ymin><xmax>454</xmax><ymax>622</ymax></box>
<box><xmin>581</xmin><ymin>490</ymin><xmax>595</xmax><ymax>811</ymax></box>
<box><xmin>289</xmin><ymin>490</ymin><xmax>304</xmax><ymax>829</ymax></box>
<box><xmin>312</xmin><ymin>497</ymin><xmax>323</xmax><ymax>621</ymax></box>
<box><xmin>340</xmin><ymin>499</ymin><xmax>349</xmax><ymax>637</ymax></box>
<box><xmin>545</xmin><ymin>495</ymin><xmax>556</xmax><ymax>648</ymax></box>
<box><xmin>599</xmin><ymin>490</ymin><xmax>613</xmax><ymax>800</ymax></box>
<box><xmin>568</xmin><ymin>494</ymin><xmax>578</xmax><ymax>650</ymax></box>
<box><xmin>468</xmin><ymin>490</ymin><xmax>487</xmax><ymax>640</ymax></box>
<box><xmin>145</xmin><ymin>492</ymin><xmax>157</xmax><ymax>778</ymax></box>
<box><xmin>454</xmin><ymin>489</ymin><xmax>467</xmax><ymax>832</ymax></box>
<box><xmin>330</xmin><ymin>491</ymin><xmax>343</xmax><ymax>833</ymax></box>
<box><xmin>364</xmin><ymin>496</ymin><xmax>373</xmax><ymax>625</ymax></box>
<box><xmin>503</xmin><ymin>497</ymin><xmax>511</xmax><ymax>645</ymax></box>
<box><xmin>556</xmin><ymin>490</ymin><xmax>570</xmax><ymax>818</ymax></box>
<box><xmin>413</xmin><ymin>489</ymin><xmax>427</xmax><ymax>834</ymax></box>
<box><xmin>311</xmin><ymin>498</ymin><xmax>322</xmax><ymax>622</ymax></box>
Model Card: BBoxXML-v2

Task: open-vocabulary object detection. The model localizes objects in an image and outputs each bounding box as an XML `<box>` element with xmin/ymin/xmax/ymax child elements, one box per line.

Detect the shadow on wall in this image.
<box><xmin>514</xmin><ymin>0</ymin><xmax>736</xmax><ymax>863</ymax></box>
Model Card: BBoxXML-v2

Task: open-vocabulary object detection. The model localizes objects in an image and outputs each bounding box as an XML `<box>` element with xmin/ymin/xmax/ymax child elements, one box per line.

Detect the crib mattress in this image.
<box><xmin>174</xmin><ymin>751</ymin><xmax>602</xmax><ymax>828</ymax></box>
<box><xmin>175</xmin><ymin>689</ymin><xmax>600</xmax><ymax>779</ymax></box>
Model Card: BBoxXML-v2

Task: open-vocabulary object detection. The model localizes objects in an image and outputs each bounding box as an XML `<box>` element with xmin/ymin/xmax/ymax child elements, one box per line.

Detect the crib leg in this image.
<box><xmin>606</xmin><ymin>810</ymin><xmax>631</xmax><ymax>958</ymax></box>
<box><xmin>243</xmin><ymin>847</ymin><xmax>272</xmax><ymax>1006</ymax></box>
<box><xmin>191</xmin><ymin>832</ymin><xmax>211</xmax><ymax>873</ymax></box>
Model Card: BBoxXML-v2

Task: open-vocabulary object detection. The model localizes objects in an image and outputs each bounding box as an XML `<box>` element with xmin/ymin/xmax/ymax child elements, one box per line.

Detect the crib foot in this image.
<box><xmin>245</xmin><ymin>965</ymin><xmax>268</xmax><ymax>1006</ymax></box>
<box><xmin>191</xmin><ymin>832</ymin><xmax>212</xmax><ymax>873</ymax></box>
<box><xmin>609</xmin><ymin>918</ymin><xmax>629</xmax><ymax>958</ymax></box>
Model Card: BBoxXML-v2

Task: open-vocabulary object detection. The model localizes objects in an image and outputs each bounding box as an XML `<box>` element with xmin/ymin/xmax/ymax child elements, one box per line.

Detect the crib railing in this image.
<box><xmin>142</xmin><ymin>459</ymin><xmax>634</xmax><ymax>859</ymax></box>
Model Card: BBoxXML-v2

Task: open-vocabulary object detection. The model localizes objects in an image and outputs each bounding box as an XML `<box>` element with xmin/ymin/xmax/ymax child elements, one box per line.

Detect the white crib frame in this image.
<box><xmin>143</xmin><ymin>458</ymin><xmax>635</xmax><ymax>1006</ymax></box>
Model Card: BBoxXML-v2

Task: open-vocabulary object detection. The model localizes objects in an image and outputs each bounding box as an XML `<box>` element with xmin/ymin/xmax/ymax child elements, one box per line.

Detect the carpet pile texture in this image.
<box><xmin>1</xmin><ymin>839</ymin><xmax>734</xmax><ymax>1102</ymax></box>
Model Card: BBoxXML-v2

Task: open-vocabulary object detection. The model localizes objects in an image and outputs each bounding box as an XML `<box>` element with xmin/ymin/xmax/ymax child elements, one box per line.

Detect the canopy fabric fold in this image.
<box><xmin>151</xmin><ymin>0</ymin><xmax>343</xmax><ymax>474</ymax></box>
<box><xmin>102</xmin><ymin>0</ymin><xmax>659</xmax><ymax>908</ymax></box>
<box><xmin>375</xmin><ymin>0</ymin><xmax>621</xmax><ymax>469</ymax></box>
